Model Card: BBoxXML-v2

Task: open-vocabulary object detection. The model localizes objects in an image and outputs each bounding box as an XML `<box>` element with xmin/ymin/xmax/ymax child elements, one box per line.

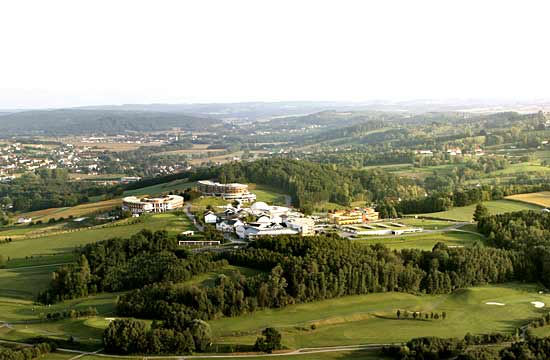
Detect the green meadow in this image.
<box><xmin>209</xmin><ymin>283</ymin><xmax>549</xmax><ymax>349</ymax></box>
<box><xmin>354</xmin><ymin>230</ymin><xmax>483</xmax><ymax>250</ymax></box>
<box><xmin>417</xmin><ymin>199</ymin><xmax>542</xmax><ymax>221</ymax></box>
<box><xmin>1</xmin><ymin>213</ymin><xmax>194</xmax><ymax>266</ymax></box>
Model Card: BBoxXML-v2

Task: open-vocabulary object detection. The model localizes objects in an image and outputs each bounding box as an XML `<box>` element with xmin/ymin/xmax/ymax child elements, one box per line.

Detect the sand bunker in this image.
<box><xmin>485</xmin><ymin>302</ymin><xmax>505</xmax><ymax>306</ymax></box>
<box><xmin>531</xmin><ymin>301</ymin><xmax>545</xmax><ymax>308</ymax></box>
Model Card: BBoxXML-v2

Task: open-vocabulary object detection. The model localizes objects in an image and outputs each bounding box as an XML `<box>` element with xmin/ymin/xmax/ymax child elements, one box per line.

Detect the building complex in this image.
<box><xmin>198</xmin><ymin>180</ymin><xmax>256</xmax><ymax>202</ymax></box>
<box><xmin>328</xmin><ymin>207</ymin><xmax>379</xmax><ymax>225</ymax></box>
<box><xmin>122</xmin><ymin>195</ymin><xmax>184</xmax><ymax>214</ymax></box>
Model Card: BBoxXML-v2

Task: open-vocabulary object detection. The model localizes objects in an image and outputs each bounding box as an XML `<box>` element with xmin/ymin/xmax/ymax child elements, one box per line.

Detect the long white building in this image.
<box><xmin>122</xmin><ymin>195</ymin><xmax>184</xmax><ymax>214</ymax></box>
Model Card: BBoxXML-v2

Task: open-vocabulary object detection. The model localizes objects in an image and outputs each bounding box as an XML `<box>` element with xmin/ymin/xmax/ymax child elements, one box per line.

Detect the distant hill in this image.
<box><xmin>0</xmin><ymin>109</ymin><xmax>221</xmax><ymax>135</ymax></box>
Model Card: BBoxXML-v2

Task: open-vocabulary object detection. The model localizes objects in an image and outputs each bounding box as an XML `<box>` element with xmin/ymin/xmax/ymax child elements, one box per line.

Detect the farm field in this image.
<box><xmin>17</xmin><ymin>198</ymin><xmax>122</xmax><ymax>223</ymax></box>
<box><xmin>505</xmin><ymin>191</ymin><xmax>550</xmax><ymax>208</ymax></box>
<box><xmin>209</xmin><ymin>283</ymin><xmax>549</xmax><ymax>349</ymax></box>
<box><xmin>1</xmin><ymin>213</ymin><xmax>194</xmax><ymax>265</ymax></box>
<box><xmin>354</xmin><ymin>230</ymin><xmax>483</xmax><ymax>250</ymax></box>
<box><xmin>417</xmin><ymin>199</ymin><xmax>543</xmax><ymax>221</ymax></box>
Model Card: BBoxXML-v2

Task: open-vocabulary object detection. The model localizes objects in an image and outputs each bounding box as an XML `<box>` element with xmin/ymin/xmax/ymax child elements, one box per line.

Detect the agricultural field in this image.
<box><xmin>505</xmin><ymin>191</ymin><xmax>550</xmax><ymax>208</ymax></box>
<box><xmin>16</xmin><ymin>198</ymin><xmax>122</xmax><ymax>223</ymax></box>
<box><xmin>418</xmin><ymin>199</ymin><xmax>543</xmax><ymax>221</ymax></box>
<box><xmin>209</xmin><ymin>283</ymin><xmax>549</xmax><ymax>349</ymax></box>
<box><xmin>0</xmin><ymin>213</ymin><xmax>194</xmax><ymax>266</ymax></box>
<box><xmin>354</xmin><ymin>230</ymin><xmax>483</xmax><ymax>251</ymax></box>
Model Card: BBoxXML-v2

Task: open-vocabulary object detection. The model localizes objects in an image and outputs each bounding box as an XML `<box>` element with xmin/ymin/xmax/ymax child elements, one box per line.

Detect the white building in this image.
<box><xmin>204</xmin><ymin>212</ymin><xmax>218</xmax><ymax>224</ymax></box>
<box><xmin>122</xmin><ymin>195</ymin><xmax>184</xmax><ymax>214</ymax></box>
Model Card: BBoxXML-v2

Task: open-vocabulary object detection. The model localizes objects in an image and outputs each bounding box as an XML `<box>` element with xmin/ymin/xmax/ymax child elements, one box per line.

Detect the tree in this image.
<box><xmin>189</xmin><ymin>319</ymin><xmax>212</xmax><ymax>352</ymax></box>
<box><xmin>473</xmin><ymin>203</ymin><xmax>489</xmax><ymax>222</ymax></box>
<box><xmin>254</xmin><ymin>328</ymin><xmax>282</xmax><ymax>353</ymax></box>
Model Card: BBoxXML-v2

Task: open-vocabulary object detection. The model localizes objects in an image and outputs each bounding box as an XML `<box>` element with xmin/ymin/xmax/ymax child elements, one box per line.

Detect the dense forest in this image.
<box><xmin>0</xmin><ymin>109</ymin><xmax>221</xmax><ymax>135</ymax></box>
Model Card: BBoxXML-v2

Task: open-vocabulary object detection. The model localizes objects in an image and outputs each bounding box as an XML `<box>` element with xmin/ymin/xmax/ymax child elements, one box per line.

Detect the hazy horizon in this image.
<box><xmin>2</xmin><ymin>0</ymin><xmax>550</xmax><ymax>109</ymax></box>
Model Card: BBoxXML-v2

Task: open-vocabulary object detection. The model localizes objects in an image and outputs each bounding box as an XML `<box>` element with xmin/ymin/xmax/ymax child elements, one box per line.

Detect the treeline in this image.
<box><xmin>193</xmin><ymin>158</ymin><xmax>424</xmax><ymax>210</ymax></box>
<box><xmin>103</xmin><ymin>318</ymin><xmax>207</xmax><ymax>355</ymax></box>
<box><xmin>0</xmin><ymin>342</ymin><xmax>57</xmax><ymax>360</ymax></box>
<box><xmin>382</xmin><ymin>333</ymin><xmax>515</xmax><ymax>359</ymax></box>
<box><xmin>0</xmin><ymin>169</ymin><xmax>116</xmax><ymax>212</ymax></box>
<box><xmin>38</xmin><ymin>230</ymin><xmax>227</xmax><ymax>303</ymax></box>
<box><xmin>383</xmin><ymin>334</ymin><xmax>550</xmax><ymax>359</ymax></box>
<box><xmin>383</xmin><ymin>181</ymin><xmax>550</xmax><ymax>216</ymax></box>
<box><xmin>116</xmin><ymin>235</ymin><xmax>522</xmax><ymax>326</ymax></box>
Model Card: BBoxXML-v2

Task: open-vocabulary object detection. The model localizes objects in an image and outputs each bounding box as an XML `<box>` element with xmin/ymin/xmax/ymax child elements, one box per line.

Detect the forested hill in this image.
<box><xmin>0</xmin><ymin>109</ymin><xmax>222</xmax><ymax>135</ymax></box>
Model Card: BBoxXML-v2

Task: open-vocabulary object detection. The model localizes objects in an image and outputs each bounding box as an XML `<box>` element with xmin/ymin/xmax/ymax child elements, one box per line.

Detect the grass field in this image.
<box><xmin>209</xmin><ymin>283</ymin><xmax>549</xmax><ymax>348</ymax></box>
<box><xmin>418</xmin><ymin>199</ymin><xmax>543</xmax><ymax>221</ymax></box>
<box><xmin>249</xmin><ymin>184</ymin><xmax>289</xmax><ymax>205</ymax></box>
<box><xmin>505</xmin><ymin>191</ymin><xmax>550</xmax><ymax>208</ymax></box>
<box><xmin>1</xmin><ymin>213</ymin><xmax>194</xmax><ymax>265</ymax></box>
<box><xmin>57</xmin><ymin>350</ymin><xmax>384</xmax><ymax>360</ymax></box>
<box><xmin>354</xmin><ymin>230</ymin><xmax>483</xmax><ymax>250</ymax></box>
<box><xmin>52</xmin><ymin>350</ymin><xmax>384</xmax><ymax>360</ymax></box>
<box><xmin>17</xmin><ymin>198</ymin><xmax>122</xmax><ymax>223</ymax></box>
<box><xmin>397</xmin><ymin>218</ymin><xmax>456</xmax><ymax>230</ymax></box>
<box><xmin>123</xmin><ymin>179</ymin><xmax>197</xmax><ymax>197</ymax></box>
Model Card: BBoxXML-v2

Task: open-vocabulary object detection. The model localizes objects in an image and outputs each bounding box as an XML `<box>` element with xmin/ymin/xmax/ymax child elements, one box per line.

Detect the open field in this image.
<box><xmin>60</xmin><ymin>350</ymin><xmax>384</xmax><ymax>360</ymax></box>
<box><xmin>17</xmin><ymin>199</ymin><xmax>122</xmax><ymax>223</ymax></box>
<box><xmin>1</xmin><ymin>213</ymin><xmax>194</xmax><ymax>265</ymax></box>
<box><xmin>53</xmin><ymin>349</ymin><xmax>384</xmax><ymax>360</ymax></box>
<box><xmin>354</xmin><ymin>230</ymin><xmax>483</xmax><ymax>250</ymax></box>
<box><xmin>398</xmin><ymin>218</ymin><xmax>457</xmax><ymax>230</ymax></box>
<box><xmin>209</xmin><ymin>283</ymin><xmax>549</xmax><ymax>349</ymax></box>
<box><xmin>418</xmin><ymin>199</ymin><xmax>543</xmax><ymax>221</ymax></box>
<box><xmin>249</xmin><ymin>184</ymin><xmax>289</xmax><ymax>205</ymax></box>
<box><xmin>123</xmin><ymin>179</ymin><xmax>196</xmax><ymax>197</ymax></box>
<box><xmin>505</xmin><ymin>191</ymin><xmax>550</xmax><ymax>208</ymax></box>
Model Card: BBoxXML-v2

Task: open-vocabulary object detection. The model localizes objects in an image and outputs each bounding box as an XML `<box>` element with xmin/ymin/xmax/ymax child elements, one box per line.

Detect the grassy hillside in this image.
<box><xmin>209</xmin><ymin>283</ymin><xmax>548</xmax><ymax>348</ymax></box>
<box><xmin>354</xmin><ymin>230</ymin><xmax>483</xmax><ymax>250</ymax></box>
<box><xmin>417</xmin><ymin>199</ymin><xmax>542</xmax><ymax>221</ymax></box>
<box><xmin>17</xmin><ymin>198</ymin><xmax>122</xmax><ymax>222</ymax></box>
<box><xmin>1</xmin><ymin>213</ymin><xmax>194</xmax><ymax>266</ymax></box>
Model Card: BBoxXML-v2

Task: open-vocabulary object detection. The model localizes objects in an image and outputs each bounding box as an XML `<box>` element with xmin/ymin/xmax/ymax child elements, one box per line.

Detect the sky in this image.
<box><xmin>0</xmin><ymin>0</ymin><xmax>549</xmax><ymax>109</ymax></box>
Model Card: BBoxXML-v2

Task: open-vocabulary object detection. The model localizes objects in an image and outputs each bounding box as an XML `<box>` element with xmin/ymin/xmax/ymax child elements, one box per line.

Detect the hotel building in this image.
<box><xmin>122</xmin><ymin>195</ymin><xmax>184</xmax><ymax>214</ymax></box>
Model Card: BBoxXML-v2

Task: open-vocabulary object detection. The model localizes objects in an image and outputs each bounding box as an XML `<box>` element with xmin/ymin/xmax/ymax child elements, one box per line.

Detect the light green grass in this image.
<box><xmin>70</xmin><ymin>350</ymin><xmax>384</xmax><ymax>360</ymax></box>
<box><xmin>17</xmin><ymin>199</ymin><xmax>122</xmax><ymax>223</ymax></box>
<box><xmin>1</xmin><ymin>213</ymin><xmax>194</xmax><ymax>264</ymax></box>
<box><xmin>249</xmin><ymin>184</ymin><xmax>289</xmax><ymax>205</ymax></box>
<box><xmin>354</xmin><ymin>230</ymin><xmax>482</xmax><ymax>250</ymax></box>
<box><xmin>398</xmin><ymin>218</ymin><xmax>456</xmax><ymax>230</ymax></box>
<box><xmin>418</xmin><ymin>200</ymin><xmax>543</xmax><ymax>221</ymax></box>
<box><xmin>210</xmin><ymin>283</ymin><xmax>549</xmax><ymax>348</ymax></box>
<box><xmin>123</xmin><ymin>179</ymin><xmax>197</xmax><ymax>197</ymax></box>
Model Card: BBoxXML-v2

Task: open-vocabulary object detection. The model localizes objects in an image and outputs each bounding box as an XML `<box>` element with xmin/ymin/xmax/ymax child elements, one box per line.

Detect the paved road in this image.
<box><xmin>0</xmin><ymin>262</ymin><xmax>72</xmax><ymax>271</ymax></box>
<box><xmin>0</xmin><ymin>339</ymin><xmax>391</xmax><ymax>358</ymax></box>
